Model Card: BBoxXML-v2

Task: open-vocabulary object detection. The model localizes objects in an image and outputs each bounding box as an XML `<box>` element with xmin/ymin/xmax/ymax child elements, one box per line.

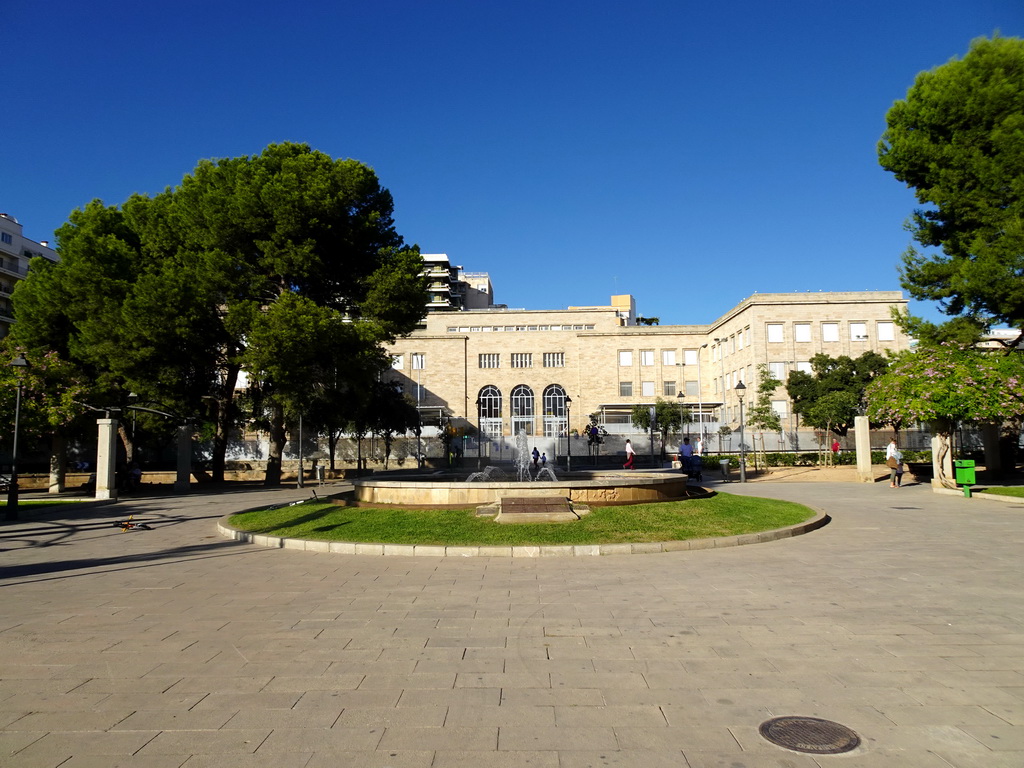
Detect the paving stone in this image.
<box><xmin>3</xmin><ymin>480</ymin><xmax>1024</xmax><ymax>767</ymax></box>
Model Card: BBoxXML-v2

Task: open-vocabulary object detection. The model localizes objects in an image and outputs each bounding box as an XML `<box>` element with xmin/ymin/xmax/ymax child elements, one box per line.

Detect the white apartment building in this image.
<box><xmin>0</xmin><ymin>213</ymin><xmax>58</xmax><ymax>338</ymax></box>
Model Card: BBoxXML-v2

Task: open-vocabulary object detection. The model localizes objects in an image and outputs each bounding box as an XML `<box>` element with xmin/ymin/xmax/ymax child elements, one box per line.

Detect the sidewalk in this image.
<box><xmin>2</xmin><ymin>479</ymin><xmax>1023</xmax><ymax>767</ymax></box>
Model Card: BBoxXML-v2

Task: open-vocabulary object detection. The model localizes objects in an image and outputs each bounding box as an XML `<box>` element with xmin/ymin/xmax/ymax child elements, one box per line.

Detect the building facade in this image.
<box><xmin>0</xmin><ymin>213</ymin><xmax>58</xmax><ymax>338</ymax></box>
<box><xmin>384</xmin><ymin>290</ymin><xmax>911</xmax><ymax>454</ymax></box>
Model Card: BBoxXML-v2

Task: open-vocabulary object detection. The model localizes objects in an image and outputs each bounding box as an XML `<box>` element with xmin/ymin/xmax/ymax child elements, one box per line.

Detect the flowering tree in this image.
<box><xmin>866</xmin><ymin>344</ymin><xmax>1024</xmax><ymax>487</ymax></box>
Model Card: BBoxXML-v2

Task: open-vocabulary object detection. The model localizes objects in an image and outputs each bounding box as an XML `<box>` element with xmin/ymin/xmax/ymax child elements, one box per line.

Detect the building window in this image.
<box><xmin>771</xmin><ymin>400</ymin><xmax>789</xmax><ymax>419</ymax></box>
<box><xmin>511</xmin><ymin>353</ymin><xmax>533</xmax><ymax>368</ymax></box>
<box><xmin>478</xmin><ymin>385</ymin><xmax>502</xmax><ymax>436</ymax></box>
<box><xmin>662</xmin><ymin>350</ymin><xmax>676</xmax><ymax>366</ymax></box>
<box><xmin>794</xmin><ymin>323</ymin><xmax>811</xmax><ymax>342</ymax></box>
<box><xmin>877</xmin><ymin>321</ymin><xmax>895</xmax><ymax>341</ymax></box>
<box><xmin>511</xmin><ymin>384</ymin><xmax>535</xmax><ymax>435</ymax></box>
<box><xmin>663</xmin><ymin>381</ymin><xmax>676</xmax><ymax>396</ymax></box>
<box><xmin>822</xmin><ymin>323</ymin><xmax>839</xmax><ymax>342</ymax></box>
<box><xmin>685</xmin><ymin>380</ymin><xmax>698</xmax><ymax>397</ymax></box>
<box><xmin>391</xmin><ymin>355</ymin><xmax>404</xmax><ymax>370</ymax></box>
<box><xmin>766</xmin><ymin>323</ymin><xmax>784</xmax><ymax>343</ymax></box>
<box><xmin>768</xmin><ymin>362</ymin><xmax>786</xmax><ymax>380</ymax></box>
<box><xmin>619</xmin><ymin>350</ymin><xmax>632</xmax><ymax>366</ymax></box>
<box><xmin>479</xmin><ymin>353</ymin><xmax>500</xmax><ymax>369</ymax></box>
<box><xmin>0</xmin><ymin>233</ymin><xmax>11</xmax><ymax>245</ymax></box>
<box><xmin>542</xmin><ymin>384</ymin><xmax>570</xmax><ymax>436</ymax></box>
<box><xmin>641</xmin><ymin>381</ymin><xmax>655</xmax><ymax>397</ymax></box>
<box><xmin>619</xmin><ymin>381</ymin><xmax>633</xmax><ymax>397</ymax></box>
<box><xmin>412</xmin><ymin>353</ymin><xmax>425</xmax><ymax>370</ymax></box>
<box><xmin>683</xmin><ymin>349</ymin><xmax>698</xmax><ymax>366</ymax></box>
<box><xmin>850</xmin><ymin>322</ymin><xmax>867</xmax><ymax>341</ymax></box>
<box><xmin>640</xmin><ymin>350</ymin><xmax>654</xmax><ymax>366</ymax></box>
<box><xmin>729</xmin><ymin>335</ymin><xmax>736</xmax><ymax>354</ymax></box>
<box><xmin>797</xmin><ymin>361</ymin><xmax>812</xmax><ymax>374</ymax></box>
<box><xmin>543</xmin><ymin>352</ymin><xmax>565</xmax><ymax>368</ymax></box>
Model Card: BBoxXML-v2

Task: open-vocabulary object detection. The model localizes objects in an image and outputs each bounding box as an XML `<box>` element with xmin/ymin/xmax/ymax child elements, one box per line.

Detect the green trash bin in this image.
<box><xmin>953</xmin><ymin>459</ymin><xmax>976</xmax><ymax>486</ymax></box>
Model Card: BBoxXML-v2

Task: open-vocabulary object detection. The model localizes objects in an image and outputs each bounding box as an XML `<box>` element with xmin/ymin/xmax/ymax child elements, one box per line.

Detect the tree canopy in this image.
<box><xmin>10</xmin><ymin>143</ymin><xmax>427</xmax><ymax>484</ymax></box>
<box><xmin>786</xmin><ymin>352</ymin><xmax>888</xmax><ymax>436</ymax></box>
<box><xmin>878</xmin><ymin>35</ymin><xmax>1024</xmax><ymax>333</ymax></box>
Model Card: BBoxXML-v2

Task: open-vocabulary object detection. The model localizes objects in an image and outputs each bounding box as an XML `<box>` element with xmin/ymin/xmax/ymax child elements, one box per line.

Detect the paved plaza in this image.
<box><xmin>1</xmin><ymin>477</ymin><xmax>1023</xmax><ymax>767</ymax></box>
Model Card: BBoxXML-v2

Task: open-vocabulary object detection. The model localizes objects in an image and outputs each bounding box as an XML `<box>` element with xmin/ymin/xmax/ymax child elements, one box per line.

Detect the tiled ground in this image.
<box><xmin>1</xmin><ymin>476</ymin><xmax>1022</xmax><ymax>767</ymax></box>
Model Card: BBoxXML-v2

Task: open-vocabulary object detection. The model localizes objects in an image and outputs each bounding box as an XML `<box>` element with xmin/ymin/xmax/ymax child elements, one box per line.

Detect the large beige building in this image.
<box><xmin>0</xmin><ymin>213</ymin><xmax>58</xmax><ymax>338</ymax></box>
<box><xmin>385</xmin><ymin>290</ymin><xmax>911</xmax><ymax>456</ymax></box>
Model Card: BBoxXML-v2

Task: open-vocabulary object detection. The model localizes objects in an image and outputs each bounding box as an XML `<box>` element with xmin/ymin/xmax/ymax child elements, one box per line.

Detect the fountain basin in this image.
<box><xmin>352</xmin><ymin>470</ymin><xmax>689</xmax><ymax>507</ymax></box>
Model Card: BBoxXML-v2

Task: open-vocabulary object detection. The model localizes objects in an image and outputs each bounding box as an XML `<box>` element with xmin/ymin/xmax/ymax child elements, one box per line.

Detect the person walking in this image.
<box><xmin>885</xmin><ymin>437</ymin><xmax>903</xmax><ymax>488</ymax></box>
<box><xmin>623</xmin><ymin>439</ymin><xmax>635</xmax><ymax>470</ymax></box>
<box><xmin>679</xmin><ymin>437</ymin><xmax>694</xmax><ymax>476</ymax></box>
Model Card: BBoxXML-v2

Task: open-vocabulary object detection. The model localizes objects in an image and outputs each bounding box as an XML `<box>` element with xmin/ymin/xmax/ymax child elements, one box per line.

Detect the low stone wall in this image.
<box><xmin>353</xmin><ymin>471</ymin><xmax>690</xmax><ymax>507</ymax></box>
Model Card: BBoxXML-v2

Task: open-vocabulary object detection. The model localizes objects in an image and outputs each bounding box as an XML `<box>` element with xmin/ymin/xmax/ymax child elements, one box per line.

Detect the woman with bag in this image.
<box><xmin>885</xmin><ymin>438</ymin><xmax>903</xmax><ymax>488</ymax></box>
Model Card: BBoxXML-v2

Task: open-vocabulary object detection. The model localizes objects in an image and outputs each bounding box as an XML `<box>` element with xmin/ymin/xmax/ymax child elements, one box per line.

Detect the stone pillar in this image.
<box><xmin>854</xmin><ymin>415</ymin><xmax>874</xmax><ymax>482</ymax></box>
<box><xmin>174</xmin><ymin>425</ymin><xmax>191</xmax><ymax>494</ymax></box>
<box><xmin>95</xmin><ymin>418</ymin><xmax>118</xmax><ymax>500</ymax></box>
<box><xmin>48</xmin><ymin>434</ymin><xmax>67</xmax><ymax>494</ymax></box>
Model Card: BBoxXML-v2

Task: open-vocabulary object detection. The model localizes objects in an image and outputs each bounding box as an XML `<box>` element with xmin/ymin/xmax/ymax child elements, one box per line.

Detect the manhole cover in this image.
<box><xmin>759</xmin><ymin>716</ymin><xmax>860</xmax><ymax>754</ymax></box>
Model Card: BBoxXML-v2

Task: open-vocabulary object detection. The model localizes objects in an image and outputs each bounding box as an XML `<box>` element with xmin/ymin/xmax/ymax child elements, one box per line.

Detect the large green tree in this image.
<box><xmin>866</xmin><ymin>344</ymin><xmax>1024</xmax><ymax>487</ymax></box>
<box><xmin>786</xmin><ymin>352</ymin><xmax>888</xmax><ymax>437</ymax></box>
<box><xmin>11</xmin><ymin>143</ymin><xmax>427</xmax><ymax>485</ymax></box>
<box><xmin>879</xmin><ymin>35</ymin><xmax>1024</xmax><ymax>336</ymax></box>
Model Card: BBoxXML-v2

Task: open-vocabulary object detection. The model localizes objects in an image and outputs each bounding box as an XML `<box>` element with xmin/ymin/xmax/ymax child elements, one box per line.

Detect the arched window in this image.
<box><xmin>542</xmin><ymin>384</ymin><xmax>569</xmax><ymax>437</ymax></box>
<box><xmin>511</xmin><ymin>384</ymin><xmax>535</xmax><ymax>436</ymax></box>
<box><xmin>477</xmin><ymin>385</ymin><xmax>502</xmax><ymax>437</ymax></box>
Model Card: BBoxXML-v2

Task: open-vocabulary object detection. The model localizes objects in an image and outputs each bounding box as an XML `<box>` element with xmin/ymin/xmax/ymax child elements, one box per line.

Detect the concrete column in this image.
<box><xmin>174</xmin><ymin>425</ymin><xmax>192</xmax><ymax>493</ymax></box>
<box><xmin>48</xmin><ymin>434</ymin><xmax>67</xmax><ymax>494</ymax></box>
<box><xmin>854</xmin><ymin>415</ymin><xmax>874</xmax><ymax>482</ymax></box>
<box><xmin>95</xmin><ymin>418</ymin><xmax>118</xmax><ymax>500</ymax></box>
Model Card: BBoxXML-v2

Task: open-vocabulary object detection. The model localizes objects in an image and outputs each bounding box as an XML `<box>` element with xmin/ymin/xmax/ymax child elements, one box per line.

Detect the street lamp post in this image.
<box><xmin>676</xmin><ymin>391</ymin><xmax>686</xmax><ymax>450</ymax></box>
<box><xmin>6</xmin><ymin>356</ymin><xmax>28</xmax><ymax>519</ymax></box>
<box><xmin>565</xmin><ymin>396</ymin><xmax>572</xmax><ymax>472</ymax></box>
<box><xmin>713</xmin><ymin>337</ymin><xmax>727</xmax><ymax>449</ymax></box>
<box><xmin>475</xmin><ymin>397</ymin><xmax>482</xmax><ymax>471</ymax></box>
<box><xmin>735</xmin><ymin>380</ymin><xmax>747</xmax><ymax>483</ymax></box>
<box><xmin>696</xmin><ymin>343</ymin><xmax>707</xmax><ymax>447</ymax></box>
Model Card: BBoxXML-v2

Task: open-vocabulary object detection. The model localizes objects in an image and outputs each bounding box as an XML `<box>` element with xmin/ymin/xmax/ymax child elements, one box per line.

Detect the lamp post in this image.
<box><xmin>676</xmin><ymin>390</ymin><xmax>686</xmax><ymax>449</ymax></box>
<box><xmin>6</xmin><ymin>356</ymin><xmax>28</xmax><ymax>519</ymax></box>
<box><xmin>735</xmin><ymin>380</ymin><xmax>747</xmax><ymax>483</ymax></box>
<box><xmin>565</xmin><ymin>396</ymin><xmax>572</xmax><ymax>472</ymax></box>
<box><xmin>696</xmin><ymin>343</ymin><xmax>707</xmax><ymax>447</ymax></box>
<box><xmin>475</xmin><ymin>397</ymin><xmax>482</xmax><ymax>471</ymax></box>
<box><xmin>712</xmin><ymin>337</ymin><xmax>729</xmax><ymax>450</ymax></box>
<box><xmin>297</xmin><ymin>413</ymin><xmax>304</xmax><ymax>489</ymax></box>
<box><xmin>414</xmin><ymin>353</ymin><xmax>422</xmax><ymax>468</ymax></box>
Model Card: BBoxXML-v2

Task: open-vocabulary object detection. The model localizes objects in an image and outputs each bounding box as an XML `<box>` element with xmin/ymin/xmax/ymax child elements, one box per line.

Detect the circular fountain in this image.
<box><xmin>351</xmin><ymin>431</ymin><xmax>691</xmax><ymax>507</ymax></box>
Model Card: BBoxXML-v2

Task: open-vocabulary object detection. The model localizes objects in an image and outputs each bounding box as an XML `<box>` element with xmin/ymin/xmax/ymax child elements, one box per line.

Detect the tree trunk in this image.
<box><xmin>118</xmin><ymin>423</ymin><xmax>134</xmax><ymax>466</ymax></box>
<box><xmin>264</xmin><ymin>403</ymin><xmax>286</xmax><ymax>486</ymax></box>
<box><xmin>327</xmin><ymin>428</ymin><xmax>339</xmax><ymax>471</ymax></box>
<box><xmin>211</xmin><ymin>365</ymin><xmax>240</xmax><ymax>483</ymax></box>
<box><xmin>931</xmin><ymin>419</ymin><xmax>956</xmax><ymax>489</ymax></box>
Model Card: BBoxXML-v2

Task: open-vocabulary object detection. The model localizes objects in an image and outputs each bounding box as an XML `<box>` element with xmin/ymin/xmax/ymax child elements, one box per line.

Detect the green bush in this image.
<box><xmin>700</xmin><ymin>449</ymin><xmax>934</xmax><ymax>469</ymax></box>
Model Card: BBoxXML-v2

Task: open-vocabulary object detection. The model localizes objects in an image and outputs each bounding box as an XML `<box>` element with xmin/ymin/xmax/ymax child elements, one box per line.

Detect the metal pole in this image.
<box><xmin>566</xmin><ymin>399</ymin><xmax>572</xmax><ymax>472</ymax></box>
<box><xmin>5</xmin><ymin>379</ymin><xmax>23</xmax><ymax>518</ymax></box>
<box><xmin>297</xmin><ymin>414</ymin><xmax>304</xmax><ymax>488</ymax></box>
<box><xmin>738</xmin><ymin>392</ymin><xmax>747</xmax><ymax>483</ymax></box>
<box><xmin>697</xmin><ymin>343</ymin><xmax>706</xmax><ymax>446</ymax></box>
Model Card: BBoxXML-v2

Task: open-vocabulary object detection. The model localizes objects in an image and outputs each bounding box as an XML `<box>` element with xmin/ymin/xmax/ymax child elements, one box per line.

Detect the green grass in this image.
<box><xmin>979</xmin><ymin>487</ymin><xmax>1024</xmax><ymax>498</ymax></box>
<box><xmin>228</xmin><ymin>492</ymin><xmax>815</xmax><ymax>546</ymax></box>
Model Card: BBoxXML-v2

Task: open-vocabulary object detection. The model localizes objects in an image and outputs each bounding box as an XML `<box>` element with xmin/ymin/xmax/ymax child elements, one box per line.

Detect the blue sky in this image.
<box><xmin>4</xmin><ymin>0</ymin><xmax>1021</xmax><ymax>326</ymax></box>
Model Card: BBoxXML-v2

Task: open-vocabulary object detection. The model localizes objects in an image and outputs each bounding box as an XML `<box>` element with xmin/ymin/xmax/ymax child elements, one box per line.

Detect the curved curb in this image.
<box><xmin>217</xmin><ymin>509</ymin><xmax>830</xmax><ymax>557</ymax></box>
